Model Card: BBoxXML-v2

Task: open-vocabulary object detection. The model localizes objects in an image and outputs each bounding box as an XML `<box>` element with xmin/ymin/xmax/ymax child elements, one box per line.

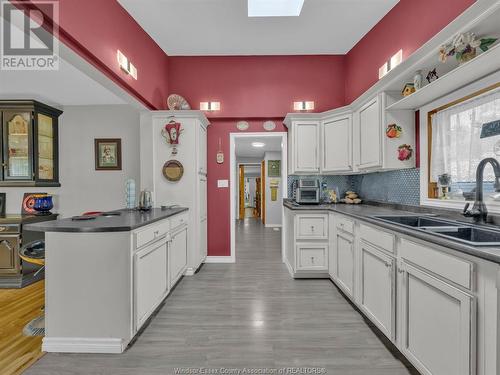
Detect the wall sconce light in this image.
<box><xmin>379</xmin><ymin>49</ymin><xmax>403</xmax><ymax>79</ymax></box>
<box><xmin>117</xmin><ymin>50</ymin><xmax>137</xmax><ymax>80</ymax></box>
<box><xmin>200</xmin><ymin>102</ymin><xmax>221</xmax><ymax>111</ymax></box>
<box><xmin>293</xmin><ymin>101</ymin><xmax>314</xmax><ymax>111</ymax></box>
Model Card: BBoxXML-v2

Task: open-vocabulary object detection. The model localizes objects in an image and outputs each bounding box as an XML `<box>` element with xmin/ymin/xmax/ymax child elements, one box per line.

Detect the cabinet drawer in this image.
<box><xmin>296</xmin><ymin>214</ymin><xmax>328</xmax><ymax>240</ymax></box>
<box><xmin>170</xmin><ymin>212</ymin><xmax>188</xmax><ymax>231</ymax></box>
<box><xmin>399</xmin><ymin>239</ymin><xmax>473</xmax><ymax>290</ymax></box>
<box><xmin>135</xmin><ymin>220</ymin><xmax>170</xmax><ymax>249</ymax></box>
<box><xmin>359</xmin><ymin>223</ymin><xmax>394</xmax><ymax>253</ymax></box>
<box><xmin>296</xmin><ymin>244</ymin><xmax>328</xmax><ymax>271</ymax></box>
<box><xmin>336</xmin><ymin>215</ymin><xmax>354</xmax><ymax>234</ymax></box>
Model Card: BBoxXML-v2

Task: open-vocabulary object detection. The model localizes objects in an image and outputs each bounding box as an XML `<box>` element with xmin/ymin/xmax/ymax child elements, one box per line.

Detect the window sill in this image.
<box><xmin>421</xmin><ymin>197</ymin><xmax>500</xmax><ymax>214</ymax></box>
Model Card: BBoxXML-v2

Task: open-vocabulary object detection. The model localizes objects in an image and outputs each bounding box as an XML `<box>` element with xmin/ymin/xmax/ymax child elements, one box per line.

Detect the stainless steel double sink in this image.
<box><xmin>373</xmin><ymin>215</ymin><xmax>500</xmax><ymax>247</ymax></box>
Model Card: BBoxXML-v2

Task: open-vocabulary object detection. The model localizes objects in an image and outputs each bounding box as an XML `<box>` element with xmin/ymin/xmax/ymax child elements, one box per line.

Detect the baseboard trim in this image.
<box><xmin>42</xmin><ymin>337</ymin><xmax>126</xmax><ymax>354</ymax></box>
<box><xmin>284</xmin><ymin>257</ymin><xmax>294</xmax><ymax>277</ymax></box>
<box><xmin>265</xmin><ymin>224</ymin><xmax>282</xmax><ymax>228</ymax></box>
<box><xmin>184</xmin><ymin>268</ymin><xmax>195</xmax><ymax>276</ymax></box>
<box><xmin>205</xmin><ymin>256</ymin><xmax>235</xmax><ymax>264</ymax></box>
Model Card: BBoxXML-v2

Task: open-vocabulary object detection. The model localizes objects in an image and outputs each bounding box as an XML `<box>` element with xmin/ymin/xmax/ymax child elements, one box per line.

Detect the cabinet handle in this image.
<box><xmin>311</xmin><ymin>256</ymin><xmax>314</xmax><ymax>264</ymax></box>
<box><xmin>385</xmin><ymin>262</ymin><xmax>392</xmax><ymax>268</ymax></box>
<box><xmin>153</xmin><ymin>230</ymin><xmax>159</xmax><ymax>237</ymax></box>
<box><xmin>310</xmin><ymin>225</ymin><xmax>315</xmax><ymax>232</ymax></box>
<box><xmin>397</xmin><ymin>268</ymin><xmax>404</xmax><ymax>274</ymax></box>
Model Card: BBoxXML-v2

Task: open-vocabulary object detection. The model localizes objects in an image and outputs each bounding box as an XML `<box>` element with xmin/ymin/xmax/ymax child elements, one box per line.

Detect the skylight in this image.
<box><xmin>248</xmin><ymin>0</ymin><xmax>305</xmax><ymax>17</ymax></box>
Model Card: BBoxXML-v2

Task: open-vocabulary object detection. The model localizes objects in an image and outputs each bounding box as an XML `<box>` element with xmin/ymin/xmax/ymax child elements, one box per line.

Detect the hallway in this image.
<box><xmin>27</xmin><ymin>218</ymin><xmax>415</xmax><ymax>374</ymax></box>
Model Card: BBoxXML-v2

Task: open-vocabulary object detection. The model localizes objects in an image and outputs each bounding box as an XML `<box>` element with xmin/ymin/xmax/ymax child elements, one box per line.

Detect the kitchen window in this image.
<box><xmin>428</xmin><ymin>85</ymin><xmax>500</xmax><ymax>201</ymax></box>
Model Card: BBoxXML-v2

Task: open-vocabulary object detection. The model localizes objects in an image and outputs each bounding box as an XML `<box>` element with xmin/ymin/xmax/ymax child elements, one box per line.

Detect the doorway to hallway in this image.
<box><xmin>230</xmin><ymin>132</ymin><xmax>287</xmax><ymax>263</ymax></box>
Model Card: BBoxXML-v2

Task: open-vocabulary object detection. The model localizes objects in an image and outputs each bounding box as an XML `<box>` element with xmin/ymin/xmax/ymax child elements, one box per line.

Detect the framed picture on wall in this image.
<box><xmin>95</xmin><ymin>138</ymin><xmax>122</xmax><ymax>170</ymax></box>
<box><xmin>268</xmin><ymin>160</ymin><xmax>280</xmax><ymax>177</ymax></box>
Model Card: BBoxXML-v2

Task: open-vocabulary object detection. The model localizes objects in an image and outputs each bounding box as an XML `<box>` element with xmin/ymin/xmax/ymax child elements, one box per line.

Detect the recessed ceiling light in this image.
<box><xmin>252</xmin><ymin>142</ymin><xmax>266</xmax><ymax>148</ymax></box>
<box><xmin>248</xmin><ymin>0</ymin><xmax>305</xmax><ymax>17</ymax></box>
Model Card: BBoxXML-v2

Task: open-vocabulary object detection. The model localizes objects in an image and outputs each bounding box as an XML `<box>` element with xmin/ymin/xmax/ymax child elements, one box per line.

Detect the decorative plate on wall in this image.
<box><xmin>167</xmin><ymin>94</ymin><xmax>191</xmax><ymax>110</ymax></box>
<box><xmin>263</xmin><ymin>120</ymin><xmax>276</xmax><ymax>131</ymax></box>
<box><xmin>236</xmin><ymin>121</ymin><xmax>250</xmax><ymax>131</ymax></box>
<box><xmin>162</xmin><ymin>160</ymin><xmax>184</xmax><ymax>182</ymax></box>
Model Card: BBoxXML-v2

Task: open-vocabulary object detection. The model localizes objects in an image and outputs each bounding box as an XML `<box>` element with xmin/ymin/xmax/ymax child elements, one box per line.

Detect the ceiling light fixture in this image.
<box><xmin>248</xmin><ymin>0</ymin><xmax>304</xmax><ymax>17</ymax></box>
<box><xmin>293</xmin><ymin>101</ymin><xmax>314</xmax><ymax>111</ymax></box>
<box><xmin>200</xmin><ymin>101</ymin><xmax>220</xmax><ymax>111</ymax></box>
<box><xmin>252</xmin><ymin>142</ymin><xmax>266</xmax><ymax>148</ymax></box>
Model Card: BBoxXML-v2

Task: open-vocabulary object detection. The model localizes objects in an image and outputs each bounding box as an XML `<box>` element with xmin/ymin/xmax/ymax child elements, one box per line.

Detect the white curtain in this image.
<box><xmin>431</xmin><ymin>89</ymin><xmax>500</xmax><ymax>183</ymax></box>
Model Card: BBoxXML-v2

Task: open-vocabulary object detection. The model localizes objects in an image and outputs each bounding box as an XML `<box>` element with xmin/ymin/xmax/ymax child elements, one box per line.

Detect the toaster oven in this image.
<box><xmin>295</xmin><ymin>179</ymin><xmax>320</xmax><ymax>204</ymax></box>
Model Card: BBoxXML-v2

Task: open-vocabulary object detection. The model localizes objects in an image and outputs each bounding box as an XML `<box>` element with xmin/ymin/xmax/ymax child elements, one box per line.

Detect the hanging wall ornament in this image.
<box><xmin>161</xmin><ymin>119</ymin><xmax>183</xmax><ymax>155</ymax></box>
<box><xmin>386</xmin><ymin>124</ymin><xmax>402</xmax><ymax>138</ymax></box>
<box><xmin>216</xmin><ymin>138</ymin><xmax>224</xmax><ymax>164</ymax></box>
<box><xmin>398</xmin><ymin>144</ymin><xmax>413</xmax><ymax>161</ymax></box>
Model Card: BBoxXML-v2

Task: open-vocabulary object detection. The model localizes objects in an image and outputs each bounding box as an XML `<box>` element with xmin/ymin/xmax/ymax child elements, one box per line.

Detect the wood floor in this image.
<box><xmin>0</xmin><ymin>280</ymin><xmax>45</xmax><ymax>375</ymax></box>
<box><xmin>26</xmin><ymin>218</ymin><xmax>417</xmax><ymax>374</ymax></box>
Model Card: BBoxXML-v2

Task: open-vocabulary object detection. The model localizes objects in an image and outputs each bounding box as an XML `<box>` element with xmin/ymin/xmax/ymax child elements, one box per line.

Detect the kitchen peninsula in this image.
<box><xmin>26</xmin><ymin>207</ymin><xmax>189</xmax><ymax>354</ymax></box>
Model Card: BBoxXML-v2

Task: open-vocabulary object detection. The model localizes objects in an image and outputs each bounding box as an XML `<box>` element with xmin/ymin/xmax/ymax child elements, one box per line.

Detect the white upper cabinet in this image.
<box><xmin>284</xmin><ymin>93</ymin><xmax>414</xmax><ymax>175</ymax></box>
<box><xmin>356</xmin><ymin>95</ymin><xmax>383</xmax><ymax>170</ymax></box>
<box><xmin>288</xmin><ymin>120</ymin><xmax>320</xmax><ymax>174</ymax></box>
<box><xmin>321</xmin><ymin>113</ymin><xmax>352</xmax><ymax>173</ymax></box>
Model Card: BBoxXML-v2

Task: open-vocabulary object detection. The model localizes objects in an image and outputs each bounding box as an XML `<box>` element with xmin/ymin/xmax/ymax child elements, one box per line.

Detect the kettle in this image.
<box><xmin>138</xmin><ymin>190</ymin><xmax>153</xmax><ymax>211</ymax></box>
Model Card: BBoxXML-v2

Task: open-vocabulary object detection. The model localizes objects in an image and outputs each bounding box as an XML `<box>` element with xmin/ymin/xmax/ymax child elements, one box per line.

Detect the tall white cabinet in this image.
<box><xmin>140</xmin><ymin>110</ymin><xmax>210</xmax><ymax>275</ymax></box>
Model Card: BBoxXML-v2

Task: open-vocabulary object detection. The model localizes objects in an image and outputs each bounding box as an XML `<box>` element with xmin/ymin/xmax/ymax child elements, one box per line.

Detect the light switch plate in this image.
<box><xmin>217</xmin><ymin>179</ymin><xmax>229</xmax><ymax>188</ymax></box>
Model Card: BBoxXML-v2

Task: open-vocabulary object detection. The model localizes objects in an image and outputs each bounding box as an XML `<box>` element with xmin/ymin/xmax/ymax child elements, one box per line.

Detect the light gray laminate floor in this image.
<box><xmin>27</xmin><ymin>218</ymin><xmax>417</xmax><ymax>375</ymax></box>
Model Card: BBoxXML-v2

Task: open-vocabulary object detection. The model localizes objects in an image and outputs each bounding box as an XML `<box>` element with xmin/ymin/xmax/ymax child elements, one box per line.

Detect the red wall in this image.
<box><xmin>344</xmin><ymin>0</ymin><xmax>476</xmax><ymax>104</ymax></box>
<box><xmin>17</xmin><ymin>0</ymin><xmax>169</xmax><ymax>110</ymax></box>
<box><xmin>169</xmin><ymin>56</ymin><xmax>346</xmax><ymax>118</ymax></box>
<box><xmin>169</xmin><ymin>56</ymin><xmax>346</xmax><ymax>256</ymax></box>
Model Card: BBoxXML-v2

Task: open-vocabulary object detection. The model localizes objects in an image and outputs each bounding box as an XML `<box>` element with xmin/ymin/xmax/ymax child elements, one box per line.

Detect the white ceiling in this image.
<box><xmin>235</xmin><ymin>136</ymin><xmax>282</xmax><ymax>158</ymax></box>
<box><xmin>118</xmin><ymin>0</ymin><xmax>400</xmax><ymax>55</ymax></box>
<box><xmin>0</xmin><ymin>57</ymin><xmax>127</xmax><ymax>108</ymax></box>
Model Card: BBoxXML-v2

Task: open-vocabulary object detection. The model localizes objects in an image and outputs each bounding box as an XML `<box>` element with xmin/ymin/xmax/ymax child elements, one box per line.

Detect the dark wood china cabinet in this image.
<box><xmin>0</xmin><ymin>100</ymin><xmax>62</xmax><ymax>187</ymax></box>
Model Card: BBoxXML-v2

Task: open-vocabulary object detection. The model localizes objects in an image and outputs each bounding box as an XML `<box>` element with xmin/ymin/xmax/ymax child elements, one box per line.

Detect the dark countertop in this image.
<box><xmin>24</xmin><ymin>207</ymin><xmax>188</xmax><ymax>233</ymax></box>
<box><xmin>284</xmin><ymin>199</ymin><xmax>500</xmax><ymax>265</ymax></box>
<box><xmin>0</xmin><ymin>213</ymin><xmax>58</xmax><ymax>225</ymax></box>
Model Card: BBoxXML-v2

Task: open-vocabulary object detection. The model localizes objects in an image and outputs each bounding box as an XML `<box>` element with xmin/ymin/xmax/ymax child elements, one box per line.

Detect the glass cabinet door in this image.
<box><xmin>36</xmin><ymin>113</ymin><xmax>55</xmax><ymax>181</ymax></box>
<box><xmin>2</xmin><ymin>111</ymin><xmax>32</xmax><ymax>180</ymax></box>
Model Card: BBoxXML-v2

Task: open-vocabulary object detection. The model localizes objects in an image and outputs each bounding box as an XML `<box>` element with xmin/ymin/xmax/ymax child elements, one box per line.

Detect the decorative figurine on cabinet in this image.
<box><xmin>402</xmin><ymin>83</ymin><xmax>416</xmax><ymax>97</ymax></box>
<box><xmin>426</xmin><ymin>68</ymin><xmax>439</xmax><ymax>84</ymax></box>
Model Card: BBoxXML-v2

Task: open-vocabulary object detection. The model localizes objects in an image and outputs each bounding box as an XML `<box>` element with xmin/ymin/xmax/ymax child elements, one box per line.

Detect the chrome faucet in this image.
<box><xmin>463</xmin><ymin>157</ymin><xmax>500</xmax><ymax>223</ymax></box>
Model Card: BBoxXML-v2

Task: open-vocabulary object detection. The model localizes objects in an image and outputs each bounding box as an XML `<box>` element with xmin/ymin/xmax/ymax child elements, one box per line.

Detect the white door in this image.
<box><xmin>335</xmin><ymin>232</ymin><xmax>355</xmax><ymax>297</ymax></box>
<box><xmin>322</xmin><ymin>114</ymin><xmax>352</xmax><ymax>173</ymax></box>
<box><xmin>399</xmin><ymin>262</ymin><xmax>475</xmax><ymax>375</ymax></box>
<box><xmin>134</xmin><ymin>240</ymin><xmax>168</xmax><ymax>330</ymax></box>
<box><xmin>293</xmin><ymin>121</ymin><xmax>320</xmax><ymax>173</ymax></box>
<box><xmin>169</xmin><ymin>227</ymin><xmax>188</xmax><ymax>286</ymax></box>
<box><xmin>359</xmin><ymin>241</ymin><xmax>395</xmax><ymax>340</ymax></box>
<box><xmin>358</xmin><ymin>96</ymin><xmax>382</xmax><ymax>169</ymax></box>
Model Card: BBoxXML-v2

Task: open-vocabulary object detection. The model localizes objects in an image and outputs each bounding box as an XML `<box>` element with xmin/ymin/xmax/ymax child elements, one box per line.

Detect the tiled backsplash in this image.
<box><xmin>288</xmin><ymin>168</ymin><xmax>421</xmax><ymax>206</ymax></box>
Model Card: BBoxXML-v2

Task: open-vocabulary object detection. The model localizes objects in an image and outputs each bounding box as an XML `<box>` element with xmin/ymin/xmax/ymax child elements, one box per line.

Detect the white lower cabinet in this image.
<box><xmin>169</xmin><ymin>226</ymin><xmax>188</xmax><ymax>286</ymax></box>
<box><xmin>398</xmin><ymin>261</ymin><xmax>475</xmax><ymax>375</ymax></box>
<box><xmin>334</xmin><ymin>231</ymin><xmax>355</xmax><ymax>298</ymax></box>
<box><xmin>296</xmin><ymin>244</ymin><xmax>328</xmax><ymax>271</ymax></box>
<box><xmin>359</xmin><ymin>241</ymin><xmax>395</xmax><ymax>340</ymax></box>
<box><xmin>134</xmin><ymin>239</ymin><xmax>168</xmax><ymax>331</ymax></box>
